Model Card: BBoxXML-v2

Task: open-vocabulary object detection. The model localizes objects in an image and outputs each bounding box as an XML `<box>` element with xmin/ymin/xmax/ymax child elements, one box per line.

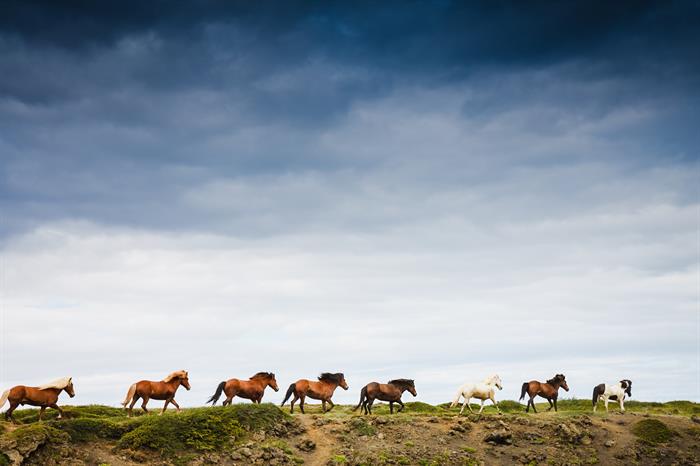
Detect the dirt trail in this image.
<box><xmin>296</xmin><ymin>415</ymin><xmax>334</xmax><ymax>466</ymax></box>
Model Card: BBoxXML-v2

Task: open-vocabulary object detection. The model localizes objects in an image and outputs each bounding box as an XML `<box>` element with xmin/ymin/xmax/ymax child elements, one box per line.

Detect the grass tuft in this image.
<box><xmin>632</xmin><ymin>419</ymin><xmax>675</xmax><ymax>444</ymax></box>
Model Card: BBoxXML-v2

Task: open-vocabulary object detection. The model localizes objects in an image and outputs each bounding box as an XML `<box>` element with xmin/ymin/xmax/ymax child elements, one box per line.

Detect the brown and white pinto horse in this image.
<box><xmin>122</xmin><ymin>370</ymin><xmax>190</xmax><ymax>417</ymax></box>
<box><xmin>206</xmin><ymin>372</ymin><xmax>279</xmax><ymax>405</ymax></box>
<box><xmin>0</xmin><ymin>377</ymin><xmax>75</xmax><ymax>422</ymax></box>
<box><xmin>519</xmin><ymin>374</ymin><xmax>569</xmax><ymax>413</ymax></box>
<box><xmin>281</xmin><ymin>373</ymin><xmax>348</xmax><ymax>414</ymax></box>
<box><xmin>354</xmin><ymin>379</ymin><xmax>417</xmax><ymax>415</ymax></box>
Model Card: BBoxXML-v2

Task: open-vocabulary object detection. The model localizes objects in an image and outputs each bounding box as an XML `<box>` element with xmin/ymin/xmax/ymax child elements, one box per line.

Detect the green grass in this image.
<box><xmin>632</xmin><ymin>419</ymin><xmax>675</xmax><ymax>444</ymax></box>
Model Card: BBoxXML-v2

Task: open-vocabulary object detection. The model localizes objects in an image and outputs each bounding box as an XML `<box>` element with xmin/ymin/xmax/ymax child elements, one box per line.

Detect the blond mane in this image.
<box><xmin>37</xmin><ymin>377</ymin><xmax>72</xmax><ymax>390</ymax></box>
<box><xmin>163</xmin><ymin>370</ymin><xmax>188</xmax><ymax>382</ymax></box>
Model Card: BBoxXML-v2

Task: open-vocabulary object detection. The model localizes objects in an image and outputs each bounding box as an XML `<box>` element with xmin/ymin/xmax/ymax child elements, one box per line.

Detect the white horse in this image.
<box><xmin>592</xmin><ymin>379</ymin><xmax>632</xmax><ymax>412</ymax></box>
<box><xmin>450</xmin><ymin>374</ymin><xmax>503</xmax><ymax>414</ymax></box>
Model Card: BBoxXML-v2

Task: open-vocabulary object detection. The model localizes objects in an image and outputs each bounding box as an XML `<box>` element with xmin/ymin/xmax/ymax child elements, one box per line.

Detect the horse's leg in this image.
<box><xmin>6</xmin><ymin>402</ymin><xmax>19</xmax><ymax>423</ymax></box>
<box><xmin>290</xmin><ymin>394</ymin><xmax>297</xmax><ymax>413</ymax></box>
<box><xmin>389</xmin><ymin>401</ymin><xmax>394</xmax><ymax>414</ymax></box>
<box><xmin>160</xmin><ymin>399</ymin><xmax>170</xmax><ymax>415</ymax></box>
<box><xmin>490</xmin><ymin>394</ymin><xmax>500</xmax><ymax>413</ymax></box>
<box><xmin>170</xmin><ymin>398</ymin><xmax>181</xmax><ymax>413</ymax></box>
<box><xmin>322</xmin><ymin>400</ymin><xmax>327</xmax><ymax>413</ymax></box>
<box><xmin>223</xmin><ymin>395</ymin><xmax>233</xmax><ymax>406</ymax></box>
<box><xmin>530</xmin><ymin>397</ymin><xmax>538</xmax><ymax>413</ymax></box>
<box><xmin>299</xmin><ymin>395</ymin><xmax>306</xmax><ymax>414</ymax></box>
<box><xmin>327</xmin><ymin>398</ymin><xmax>335</xmax><ymax>411</ymax></box>
<box><xmin>553</xmin><ymin>398</ymin><xmax>558</xmax><ymax>412</ymax></box>
<box><xmin>140</xmin><ymin>396</ymin><xmax>150</xmax><ymax>414</ymax></box>
<box><xmin>620</xmin><ymin>397</ymin><xmax>625</xmax><ymax>412</ymax></box>
<box><xmin>39</xmin><ymin>406</ymin><xmax>46</xmax><ymax>421</ymax></box>
<box><xmin>547</xmin><ymin>398</ymin><xmax>554</xmax><ymax>411</ymax></box>
<box><xmin>478</xmin><ymin>399</ymin><xmax>485</xmax><ymax>414</ymax></box>
<box><xmin>49</xmin><ymin>403</ymin><xmax>64</xmax><ymax>419</ymax></box>
<box><xmin>367</xmin><ymin>399</ymin><xmax>374</xmax><ymax>415</ymax></box>
<box><xmin>128</xmin><ymin>393</ymin><xmax>140</xmax><ymax>417</ymax></box>
<box><xmin>397</xmin><ymin>400</ymin><xmax>405</xmax><ymax>412</ymax></box>
<box><xmin>604</xmin><ymin>397</ymin><xmax>609</xmax><ymax>413</ymax></box>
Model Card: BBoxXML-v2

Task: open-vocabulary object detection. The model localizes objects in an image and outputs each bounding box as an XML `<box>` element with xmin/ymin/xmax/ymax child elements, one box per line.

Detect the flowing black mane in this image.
<box><xmin>318</xmin><ymin>373</ymin><xmax>345</xmax><ymax>383</ymax></box>
<box><xmin>251</xmin><ymin>372</ymin><xmax>274</xmax><ymax>380</ymax></box>
<box><xmin>546</xmin><ymin>374</ymin><xmax>566</xmax><ymax>385</ymax></box>
<box><xmin>388</xmin><ymin>379</ymin><xmax>415</xmax><ymax>390</ymax></box>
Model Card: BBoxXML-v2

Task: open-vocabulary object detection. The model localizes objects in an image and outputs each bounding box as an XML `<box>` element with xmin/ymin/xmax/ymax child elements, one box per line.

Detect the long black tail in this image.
<box><xmin>592</xmin><ymin>384</ymin><xmax>604</xmax><ymax>407</ymax></box>
<box><xmin>281</xmin><ymin>383</ymin><xmax>296</xmax><ymax>406</ymax></box>
<box><xmin>206</xmin><ymin>381</ymin><xmax>226</xmax><ymax>405</ymax></box>
<box><xmin>519</xmin><ymin>382</ymin><xmax>529</xmax><ymax>401</ymax></box>
<box><xmin>353</xmin><ymin>386</ymin><xmax>367</xmax><ymax>411</ymax></box>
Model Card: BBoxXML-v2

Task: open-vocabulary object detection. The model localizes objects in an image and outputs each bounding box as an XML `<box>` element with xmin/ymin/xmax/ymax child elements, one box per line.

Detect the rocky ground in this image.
<box><xmin>1</xmin><ymin>402</ymin><xmax>698</xmax><ymax>465</ymax></box>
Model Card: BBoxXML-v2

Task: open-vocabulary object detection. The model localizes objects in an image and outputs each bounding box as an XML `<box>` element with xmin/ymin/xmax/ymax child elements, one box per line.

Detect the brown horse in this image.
<box><xmin>281</xmin><ymin>373</ymin><xmax>348</xmax><ymax>414</ymax></box>
<box><xmin>519</xmin><ymin>374</ymin><xmax>569</xmax><ymax>413</ymax></box>
<box><xmin>122</xmin><ymin>370</ymin><xmax>191</xmax><ymax>417</ymax></box>
<box><xmin>354</xmin><ymin>379</ymin><xmax>417</xmax><ymax>415</ymax></box>
<box><xmin>0</xmin><ymin>377</ymin><xmax>75</xmax><ymax>422</ymax></box>
<box><xmin>206</xmin><ymin>372</ymin><xmax>279</xmax><ymax>405</ymax></box>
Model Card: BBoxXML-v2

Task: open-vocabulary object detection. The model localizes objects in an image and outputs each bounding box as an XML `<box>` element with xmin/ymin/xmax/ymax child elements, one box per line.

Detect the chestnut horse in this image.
<box><xmin>519</xmin><ymin>374</ymin><xmax>569</xmax><ymax>413</ymax></box>
<box><xmin>354</xmin><ymin>379</ymin><xmax>417</xmax><ymax>415</ymax></box>
<box><xmin>0</xmin><ymin>377</ymin><xmax>75</xmax><ymax>422</ymax></box>
<box><xmin>122</xmin><ymin>370</ymin><xmax>190</xmax><ymax>417</ymax></box>
<box><xmin>206</xmin><ymin>372</ymin><xmax>279</xmax><ymax>405</ymax></box>
<box><xmin>281</xmin><ymin>373</ymin><xmax>348</xmax><ymax>414</ymax></box>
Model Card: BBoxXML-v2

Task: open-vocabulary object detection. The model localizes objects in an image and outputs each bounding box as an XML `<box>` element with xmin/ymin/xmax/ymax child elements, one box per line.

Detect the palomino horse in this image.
<box><xmin>206</xmin><ymin>372</ymin><xmax>279</xmax><ymax>405</ymax></box>
<box><xmin>0</xmin><ymin>377</ymin><xmax>75</xmax><ymax>422</ymax></box>
<box><xmin>122</xmin><ymin>370</ymin><xmax>190</xmax><ymax>416</ymax></box>
<box><xmin>450</xmin><ymin>374</ymin><xmax>503</xmax><ymax>414</ymax></box>
<box><xmin>354</xmin><ymin>379</ymin><xmax>417</xmax><ymax>415</ymax></box>
<box><xmin>281</xmin><ymin>373</ymin><xmax>348</xmax><ymax>414</ymax></box>
<box><xmin>592</xmin><ymin>379</ymin><xmax>632</xmax><ymax>413</ymax></box>
<box><xmin>519</xmin><ymin>374</ymin><xmax>569</xmax><ymax>413</ymax></box>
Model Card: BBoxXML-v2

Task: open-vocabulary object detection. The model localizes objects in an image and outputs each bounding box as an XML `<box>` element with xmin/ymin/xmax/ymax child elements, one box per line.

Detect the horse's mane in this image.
<box><xmin>37</xmin><ymin>377</ymin><xmax>72</xmax><ymax>390</ymax></box>
<box><xmin>318</xmin><ymin>373</ymin><xmax>344</xmax><ymax>383</ymax></box>
<box><xmin>546</xmin><ymin>374</ymin><xmax>565</xmax><ymax>385</ymax></box>
<box><xmin>483</xmin><ymin>374</ymin><xmax>501</xmax><ymax>384</ymax></box>
<box><xmin>163</xmin><ymin>370</ymin><xmax>188</xmax><ymax>382</ymax></box>
<box><xmin>388</xmin><ymin>379</ymin><xmax>415</xmax><ymax>389</ymax></box>
<box><xmin>251</xmin><ymin>372</ymin><xmax>275</xmax><ymax>380</ymax></box>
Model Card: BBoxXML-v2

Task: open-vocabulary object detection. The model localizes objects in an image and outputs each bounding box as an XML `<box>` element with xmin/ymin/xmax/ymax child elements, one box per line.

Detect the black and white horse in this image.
<box><xmin>592</xmin><ymin>379</ymin><xmax>632</xmax><ymax>412</ymax></box>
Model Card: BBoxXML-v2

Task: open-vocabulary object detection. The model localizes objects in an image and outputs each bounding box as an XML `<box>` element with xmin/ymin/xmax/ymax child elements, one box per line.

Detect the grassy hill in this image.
<box><xmin>1</xmin><ymin>400</ymin><xmax>698</xmax><ymax>465</ymax></box>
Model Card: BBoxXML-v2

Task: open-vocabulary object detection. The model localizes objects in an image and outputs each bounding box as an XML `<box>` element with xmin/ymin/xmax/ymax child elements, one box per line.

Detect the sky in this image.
<box><xmin>0</xmin><ymin>1</ymin><xmax>698</xmax><ymax>407</ymax></box>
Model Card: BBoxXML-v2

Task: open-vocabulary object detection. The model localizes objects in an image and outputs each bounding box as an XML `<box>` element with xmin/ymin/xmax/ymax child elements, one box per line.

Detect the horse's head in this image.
<box><xmin>268</xmin><ymin>373</ymin><xmax>279</xmax><ymax>392</ymax></box>
<box><xmin>620</xmin><ymin>379</ymin><xmax>632</xmax><ymax>397</ymax></box>
<box><xmin>407</xmin><ymin>380</ymin><xmax>417</xmax><ymax>397</ymax></box>
<box><xmin>339</xmin><ymin>374</ymin><xmax>349</xmax><ymax>390</ymax></box>
<box><xmin>557</xmin><ymin>374</ymin><xmax>569</xmax><ymax>391</ymax></box>
<box><xmin>180</xmin><ymin>371</ymin><xmax>191</xmax><ymax>390</ymax></box>
<box><xmin>65</xmin><ymin>378</ymin><xmax>75</xmax><ymax>398</ymax></box>
<box><xmin>487</xmin><ymin>374</ymin><xmax>503</xmax><ymax>391</ymax></box>
<box><xmin>319</xmin><ymin>372</ymin><xmax>348</xmax><ymax>390</ymax></box>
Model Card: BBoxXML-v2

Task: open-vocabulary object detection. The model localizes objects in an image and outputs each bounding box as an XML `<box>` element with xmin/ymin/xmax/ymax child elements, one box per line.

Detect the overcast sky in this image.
<box><xmin>1</xmin><ymin>1</ymin><xmax>698</xmax><ymax>407</ymax></box>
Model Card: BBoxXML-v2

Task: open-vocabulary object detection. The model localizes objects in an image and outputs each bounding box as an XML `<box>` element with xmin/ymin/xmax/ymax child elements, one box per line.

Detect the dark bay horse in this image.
<box><xmin>1</xmin><ymin>377</ymin><xmax>75</xmax><ymax>422</ymax></box>
<box><xmin>281</xmin><ymin>373</ymin><xmax>348</xmax><ymax>414</ymax></box>
<box><xmin>519</xmin><ymin>374</ymin><xmax>569</xmax><ymax>413</ymax></box>
<box><xmin>122</xmin><ymin>370</ymin><xmax>190</xmax><ymax>417</ymax></box>
<box><xmin>206</xmin><ymin>372</ymin><xmax>279</xmax><ymax>405</ymax></box>
<box><xmin>354</xmin><ymin>379</ymin><xmax>417</xmax><ymax>415</ymax></box>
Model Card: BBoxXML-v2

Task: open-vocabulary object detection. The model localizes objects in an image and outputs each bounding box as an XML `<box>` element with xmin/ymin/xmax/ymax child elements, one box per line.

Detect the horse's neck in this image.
<box><xmin>164</xmin><ymin>379</ymin><xmax>181</xmax><ymax>390</ymax></box>
<box><xmin>322</xmin><ymin>381</ymin><xmax>339</xmax><ymax>392</ymax></box>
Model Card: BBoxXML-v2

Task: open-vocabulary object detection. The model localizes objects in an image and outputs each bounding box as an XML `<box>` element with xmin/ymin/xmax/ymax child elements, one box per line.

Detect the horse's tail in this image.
<box><xmin>207</xmin><ymin>381</ymin><xmax>226</xmax><ymax>405</ymax></box>
<box><xmin>450</xmin><ymin>387</ymin><xmax>463</xmax><ymax>408</ymax></box>
<box><xmin>121</xmin><ymin>383</ymin><xmax>137</xmax><ymax>407</ymax></box>
<box><xmin>353</xmin><ymin>386</ymin><xmax>367</xmax><ymax>411</ymax></box>
<box><xmin>0</xmin><ymin>389</ymin><xmax>9</xmax><ymax>410</ymax></box>
<box><xmin>592</xmin><ymin>384</ymin><xmax>604</xmax><ymax>407</ymax></box>
<box><xmin>519</xmin><ymin>382</ymin><xmax>529</xmax><ymax>401</ymax></box>
<box><xmin>281</xmin><ymin>383</ymin><xmax>296</xmax><ymax>406</ymax></box>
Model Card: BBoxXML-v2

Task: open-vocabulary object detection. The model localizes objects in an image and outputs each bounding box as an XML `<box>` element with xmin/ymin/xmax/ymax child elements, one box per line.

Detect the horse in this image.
<box><xmin>354</xmin><ymin>379</ymin><xmax>417</xmax><ymax>415</ymax></box>
<box><xmin>450</xmin><ymin>374</ymin><xmax>503</xmax><ymax>415</ymax></box>
<box><xmin>281</xmin><ymin>373</ymin><xmax>348</xmax><ymax>414</ymax></box>
<box><xmin>206</xmin><ymin>372</ymin><xmax>279</xmax><ymax>405</ymax></box>
<box><xmin>519</xmin><ymin>374</ymin><xmax>569</xmax><ymax>413</ymax></box>
<box><xmin>121</xmin><ymin>370</ymin><xmax>190</xmax><ymax>417</ymax></box>
<box><xmin>592</xmin><ymin>379</ymin><xmax>632</xmax><ymax>413</ymax></box>
<box><xmin>0</xmin><ymin>377</ymin><xmax>75</xmax><ymax>422</ymax></box>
